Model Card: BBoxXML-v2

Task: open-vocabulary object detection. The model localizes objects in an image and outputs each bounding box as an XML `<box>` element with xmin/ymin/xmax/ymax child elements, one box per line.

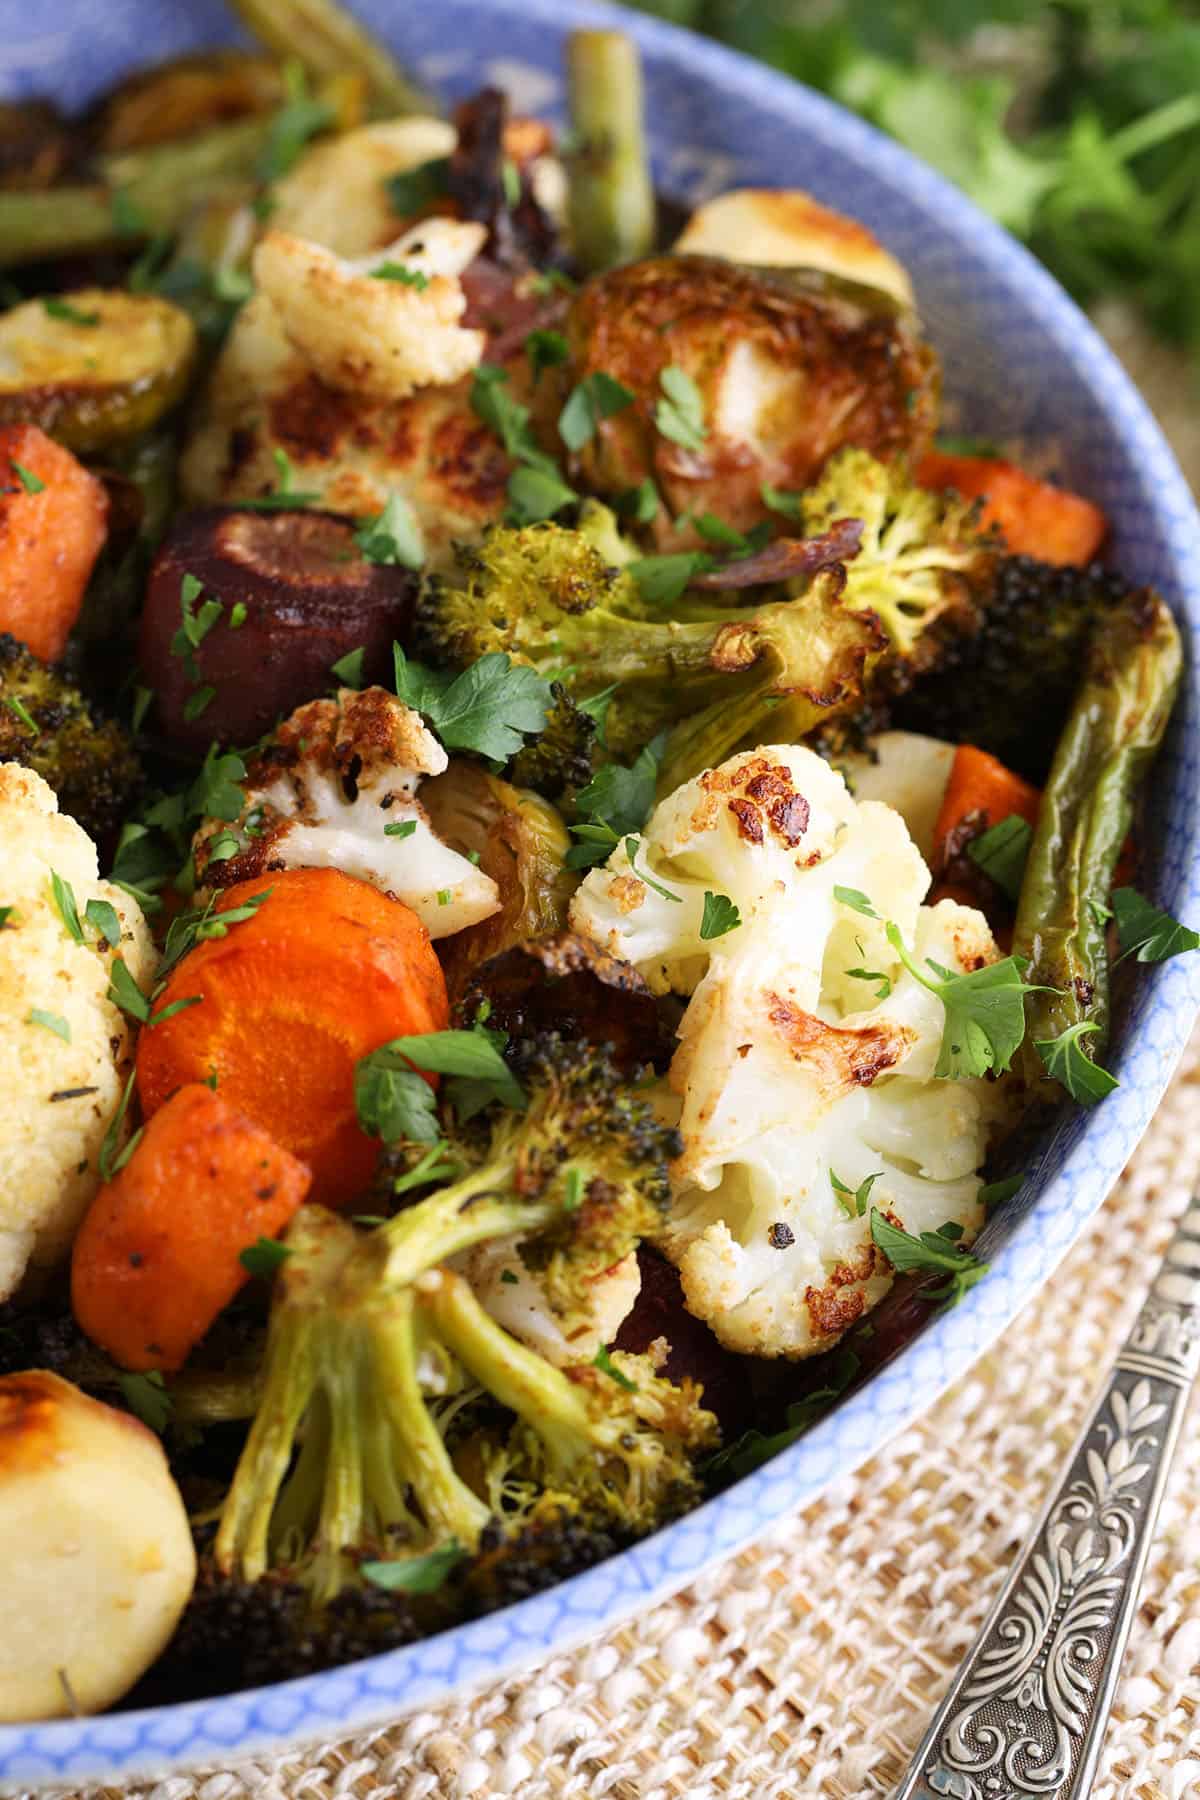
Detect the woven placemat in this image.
<box><xmin>48</xmin><ymin>1021</ymin><xmax>1200</xmax><ymax>1800</ymax></box>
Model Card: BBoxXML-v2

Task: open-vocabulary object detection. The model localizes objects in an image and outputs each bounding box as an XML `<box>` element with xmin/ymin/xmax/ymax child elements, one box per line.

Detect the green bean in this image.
<box><xmin>1012</xmin><ymin>587</ymin><xmax>1182</xmax><ymax>1057</ymax></box>
<box><xmin>227</xmin><ymin>0</ymin><xmax>436</xmax><ymax>117</ymax></box>
<box><xmin>565</xmin><ymin>30</ymin><xmax>656</xmax><ymax>274</ymax></box>
<box><xmin>0</xmin><ymin>118</ymin><xmax>272</xmax><ymax>267</ymax></box>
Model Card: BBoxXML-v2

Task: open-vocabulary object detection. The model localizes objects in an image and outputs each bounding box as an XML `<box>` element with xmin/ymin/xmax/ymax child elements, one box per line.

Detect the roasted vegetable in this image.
<box><xmin>674</xmin><ymin>187</ymin><xmax>914</xmax><ymax>306</ymax></box>
<box><xmin>0</xmin><ymin>635</ymin><xmax>142</xmax><ymax>841</ymax></box>
<box><xmin>421</xmin><ymin>759</ymin><xmax>579</xmax><ymax>995</ymax></box>
<box><xmin>1013</xmin><ymin>587</ymin><xmax>1182</xmax><ymax>1069</ymax></box>
<box><xmin>0</xmin><ymin>423</ymin><xmax>108</xmax><ymax>661</ymax></box>
<box><xmin>565</xmin><ymin>31</ymin><xmax>655</xmax><ymax>274</ymax></box>
<box><xmin>0</xmin><ymin>290</ymin><xmax>196</xmax><ymax>453</ymax></box>
<box><xmin>0</xmin><ymin>100</ymin><xmax>71</xmax><ymax>192</ymax></box>
<box><xmin>507</xmin><ymin>682</ymin><xmax>598</xmax><ymax>801</ymax></box>
<box><xmin>139</xmin><ymin>507</ymin><xmax>417</xmax><ymax>751</ymax></box>
<box><xmin>226</xmin><ymin>0</ymin><xmax>436</xmax><ymax>118</ymax></box>
<box><xmin>893</xmin><ymin>555</ymin><xmax>1131</xmax><ymax>783</ymax></box>
<box><xmin>213</xmin><ymin>1033</ymin><xmax>715</xmax><ymax>1599</ymax></box>
<box><xmin>92</xmin><ymin>50</ymin><xmax>287</xmax><ymax>152</ymax></box>
<box><xmin>556</xmin><ymin>254</ymin><xmax>939</xmax><ymax>548</ymax></box>
<box><xmin>0</xmin><ymin>1371</ymin><xmax>195</xmax><ymax>1721</ymax></box>
<box><xmin>917</xmin><ymin>451</ymin><xmax>1108</xmax><ymax>566</ymax></box>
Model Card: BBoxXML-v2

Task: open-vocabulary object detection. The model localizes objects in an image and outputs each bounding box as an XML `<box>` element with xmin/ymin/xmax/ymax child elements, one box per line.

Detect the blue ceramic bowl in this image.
<box><xmin>4</xmin><ymin>0</ymin><xmax>1200</xmax><ymax>1785</ymax></box>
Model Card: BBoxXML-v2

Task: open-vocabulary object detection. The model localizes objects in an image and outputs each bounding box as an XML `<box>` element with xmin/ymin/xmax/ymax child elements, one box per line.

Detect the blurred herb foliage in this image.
<box><xmin>633</xmin><ymin>0</ymin><xmax>1200</xmax><ymax>359</ymax></box>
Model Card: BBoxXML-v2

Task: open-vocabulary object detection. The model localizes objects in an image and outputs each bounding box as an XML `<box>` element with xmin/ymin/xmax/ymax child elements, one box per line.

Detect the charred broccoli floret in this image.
<box><xmin>893</xmin><ymin>554</ymin><xmax>1131</xmax><ymax>781</ymax></box>
<box><xmin>214</xmin><ymin>1035</ymin><xmax>716</xmax><ymax>1603</ymax></box>
<box><xmin>507</xmin><ymin>681</ymin><xmax>598</xmax><ymax>800</ymax></box>
<box><xmin>418</xmin><ymin>523</ymin><xmax>881</xmax><ymax>771</ymax></box>
<box><xmin>0</xmin><ymin>634</ymin><xmax>142</xmax><ymax>841</ymax></box>
<box><xmin>797</xmin><ymin>447</ymin><xmax>997</xmax><ymax>677</ymax></box>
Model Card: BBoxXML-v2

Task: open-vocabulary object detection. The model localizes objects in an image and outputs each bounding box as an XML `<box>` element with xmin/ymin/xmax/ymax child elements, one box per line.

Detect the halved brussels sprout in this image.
<box><xmin>0</xmin><ymin>290</ymin><xmax>197</xmax><ymax>452</ymax></box>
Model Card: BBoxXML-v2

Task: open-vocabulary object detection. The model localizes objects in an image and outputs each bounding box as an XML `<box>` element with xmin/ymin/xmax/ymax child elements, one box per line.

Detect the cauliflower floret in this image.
<box><xmin>674</xmin><ymin>188</ymin><xmax>914</xmax><ymax>306</ymax></box>
<box><xmin>569</xmin><ymin>745</ymin><xmax>928</xmax><ymax>1002</ymax></box>
<box><xmin>571</xmin><ymin>745</ymin><xmax>1013</xmax><ymax>1358</ymax></box>
<box><xmin>836</xmin><ymin>730</ymin><xmax>956</xmax><ymax>866</ymax></box>
<box><xmin>0</xmin><ymin>767</ymin><xmax>157</xmax><ymax>1298</ymax></box>
<box><xmin>252</xmin><ymin>218</ymin><xmax>487</xmax><ymax>402</ymax></box>
<box><xmin>193</xmin><ymin>686</ymin><xmax>500</xmax><ymax>939</ymax></box>
<box><xmin>269</xmin><ymin>116</ymin><xmax>458</xmax><ymax>257</ymax></box>
<box><xmin>454</xmin><ymin>1239</ymin><xmax>641</xmax><ymax>1367</ymax></box>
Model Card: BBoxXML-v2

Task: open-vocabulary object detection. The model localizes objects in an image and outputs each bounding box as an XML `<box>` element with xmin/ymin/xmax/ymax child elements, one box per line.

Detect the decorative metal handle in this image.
<box><xmin>894</xmin><ymin>1198</ymin><xmax>1200</xmax><ymax>1800</ymax></box>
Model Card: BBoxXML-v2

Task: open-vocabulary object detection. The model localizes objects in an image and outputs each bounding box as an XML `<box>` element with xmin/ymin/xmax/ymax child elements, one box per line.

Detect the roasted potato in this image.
<box><xmin>139</xmin><ymin>505</ymin><xmax>417</xmax><ymax>750</ymax></box>
<box><xmin>0</xmin><ymin>290</ymin><xmax>197</xmax><ymax>453</ymax></box>
<box><xmin>0</xmin><ymin>1371</ymin><xmax>195</xmax><ymax>1720</ymax></box>
<box><xmin>554</xmin><ymin>254</ymin><xmax>939</xmax><ymax>550</ymax></box>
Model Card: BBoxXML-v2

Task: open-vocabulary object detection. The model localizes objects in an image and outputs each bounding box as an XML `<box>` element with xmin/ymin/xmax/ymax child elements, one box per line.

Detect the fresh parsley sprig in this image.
<box><xmin>393</xmin><ymin>644</ymin><xmax>551</xmax><ymax>761</ymax></box>
<box><xmin>870</xmin><ymin>1209</ymin><xmax>989</xmax><ymax>1310</ymax></box>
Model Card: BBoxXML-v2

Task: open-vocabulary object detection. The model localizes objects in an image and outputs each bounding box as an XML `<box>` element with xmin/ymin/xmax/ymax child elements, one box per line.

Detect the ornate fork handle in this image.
<box><xmin>894</xmin><ymin>1198</ymin><xmax>1200</xmax><ymax>1800</ymax></box>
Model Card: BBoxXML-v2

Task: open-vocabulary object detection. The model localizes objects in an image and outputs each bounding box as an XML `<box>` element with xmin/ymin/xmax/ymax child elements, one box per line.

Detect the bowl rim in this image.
<box><xmin>4</xmin><ymin>0</ymin><xmax>1200</xmax><ymax>1782</ymax></box>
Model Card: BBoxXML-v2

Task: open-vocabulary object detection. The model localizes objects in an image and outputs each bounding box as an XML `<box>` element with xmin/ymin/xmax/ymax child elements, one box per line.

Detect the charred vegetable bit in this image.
<box><xmin>0</xmin><ymin>635</ymin><xmax>142</xmax><ymax>841</ymax></box>
<box><xmin>214</xmin><ymin>1035</ymin><xmax>715</xmax><ymax>1603</ymax></box>
<box><xmin>1013</xmin><ymin>587</ymin><xmax>1182</xmax><ymax>1083</ymax></box>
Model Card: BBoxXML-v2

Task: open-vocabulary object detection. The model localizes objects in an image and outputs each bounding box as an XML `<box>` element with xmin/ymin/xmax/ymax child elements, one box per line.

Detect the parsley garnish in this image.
<box><xmin>886</xmin><ymin>921</ymin><xmax>1041</xmax><ymax>1079</ymax></box>
<box><xmin>833</xmin><ymin>886</ymin><xmax>879</xmax><ymax>919</ymax></box>
<box><xmin>557</xmin><ymin>371</ymin><xmax>635</xmax><ymax>452</ymax></box>
<box><xmin>183</xmin><ymin>685</ymin><xmax>215</xmax><ymax>722</ymax></box>
<box><xmin>256</xmin><ymin>60</ymin><xmax>333</xmax><ymax>184</ymax></box>
<box><xmin>118</xmin><ymin>1370</ymin><xmax>172</xmax><ymax>1435</ymax></box>
<box><xmin>700</xmin><ymin>891</ymin><xmax>741</xmax><ymax>940</ymax></box>
<box><xmin>704</xmin><ymin>1348</ymin><xmax>860</xmax><ymax>1478</ymax></box>
<box><xmin>4</xmin><ymin>694</ymin><xmax>38</xmax><ymax>735</ymax></box>
<box><xmin>98</xmin><ymin>1069</ymin><xmax>140</xmax><ymax>1182</ymax></box>
<box><xmin>0</xmin><ymin>906</ymin><xmax>14</xmax><ymax>929</ymax></box>
<box><xmin>355</xmin><ymin>492</ymin><xmax>424</xmax><ymax>568</ymax></box>
<box><xmin>760</xmin><ymin>482</ymin><xmax>803</xmax><ymax>519</ymax></box>
<box><xmin>131</xmin><ymin>685</ymin><xmax>154</xmax><ymax>732</ymax></box>
<box><xmin>622</xmin><ymin>835</ymin><xmax>681</xmax><ymax>904</ymax></box>
<box><xmin>148</xmin><ymin>995</ymin><xmax>203</xmax><ymax>1028</ymax></box>
<box><xmin>238</xmin><ymin>447</ymin><xmax>320</xmax><ymax>512</ymax></box>
<box><xmin>966</xmin><ymin>814</ymin><xmax>1033</xmax><ymax>903</ymax></box>
<box><xmin>229</xmin><ymin>602</ymin><xmax>248</xmax><ymax>630</ymax></box>
<box><xmin>1112</xmin><ymin>886</ymin><xmax>1200</xmax><ymax>963</ymax></box>
<box><xmin>28</xmin><ymin>1007</ymin><xmax>70</xmax><ymax>1041</ymax></box>
<box><xmin>106</xmin><ymin>957</ymin><xmax>151</xmax><ymax>1023</ymax></box>
<box><xmin>363</xmin><ymin>1540</ymin><xmax>465</xmax><ymax>1593</ymax></box>
<box><xmin>614</xmin><ymin>478</ymin><xmax>661</xmax><ymax>524</ymax></box>
<box><xmin>507</xmin><ymin>464</ymin><xmax>578</xmax><ymax>523</ymax></box>
<box><xmin>470</xmin><ymin>363</ymin><xmax>556</xmax><ymax>471</ymax></box>
<box><xmin>627</xmin><ymin>550</ymin><xmax>715</xmax><ymax>605</ymax></box>
<box><xmin>43</xmin><ymin>297</ymin><xmax>99</xmax><ymax>327</ymax></box>
<box><xmin>845</xmin><ymin>965</ymin><xmax>892</xmax><ymax>1000</ymax></box>
<box><xmin>239</xmin><ymin>1237</ymin><xmax>294</xmax><ymax>1277</ymax></box>
<box><xmin>566</xmin><ymin>732</ymin><xmax>666</xmax><ymax>869</ymax></box>
<box><xmin>389</xmin><ymin>1141</ymin><xmax>462</xmax><ymax>1197</ymax></box>
<box><xmin>593</xmin><ymin>1345</ymin><xmax>637</xmax><ymax>1391</ymax></box>
<box><xmin>393</xmin><ymin>644</ymin><xmax>550</xmax><ymax>761</ymax></box>
<box><xmin>11</xmin><ymin>460</ymin><xmax>43</xmax><ymax>494</ymax></box>
<box><xmin>1034</xmin><ymin>1019</ymin><xmax>1119</xmax><ymax>1105</ymax></box>
<box><xmin>384</xmin><ymin>819</ymin><xmax>418</xmax><ymax>839</ymax></box>
<box><xmin>525</xmin><ymin>327</ymin><xmax>569</xmax><ymax>381</ymax></box>
<box><xmin>330</xmin><ymin>647</ymin><xmax>366</xmax><ymax>689</ymax></box>
<box><xmin>655</xmin><ymin>365</ymin><xmax>706</xmax><ymax>451</ymax></box>
<box><xmin>870</xmin><ymin>1209</ymin><xmax>989</xmax><ymax>1308</ymax></box>
<box><xmin>170</xmin><ymin>571</ymin><xmax>223</xmax><ymax>682</ymax></box>
<box><xmin>500</xmin><ymin>1268</ymin><xmax>519</xmax><ymax>1284</ymax></box>
<box><xmin>978</xmin><ymin>1173</ymin><xmax>1024</xmax><ymax>1211</ymax></box>
<box><xmin>51</xmin><ymin>872</ymin><xmax>84</xmax><ymax>944</ymax></box>
<box><xmin>356</xmin><ymin>1024</ymin><xmax>525</xmax><ymax>1141</ymax></box>
<box><xmin>371</xmin><ymin>262</ymin><xmax>430</xmax><ymax>290</ymax></box>
<box><xmin>563</xmin><ymin>1166</ymin><xmax>585</xmax><ymax>1211</ymax></box>
<box><xmin>830</xmin><ymin>1169</ymin><xmax>881</xmax><ymax>1218</ymax></box>
<box><xmin>386</xmin><ymin>156</ymin><xmax>451</xmax><ymax>216</ymax></box>
<box><xmin>157</xmin><ymin>887</ymin><xmax>272</xmax><ymax>985</ymax></box>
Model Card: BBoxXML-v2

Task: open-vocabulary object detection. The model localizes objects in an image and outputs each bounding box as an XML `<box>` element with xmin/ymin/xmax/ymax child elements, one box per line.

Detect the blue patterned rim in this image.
<box><xmin>3</xmin><ymin>0</ymin><xmax>1200</xmax><ymax>1783</ymax></box>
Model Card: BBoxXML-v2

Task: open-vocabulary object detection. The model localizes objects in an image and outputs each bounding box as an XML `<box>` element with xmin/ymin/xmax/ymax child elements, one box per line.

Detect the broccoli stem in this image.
<box><xmin>565</xmin><ymin>30</ymin><xmax>656</xmax><ymax>274</ymax></box>
<box><xmin>1013</xmin><ymin>589</ymin><xmax>1181</xmax><ymax>1060</ymax></box>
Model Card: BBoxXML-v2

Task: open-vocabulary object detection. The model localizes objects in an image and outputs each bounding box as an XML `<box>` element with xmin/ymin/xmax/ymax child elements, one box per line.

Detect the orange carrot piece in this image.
<box><xmin>917</xmin><ymin>451</ymin><xmax>1107</xmax><ymax>566</ymax></box>
<box><xmin>71</xmin><ymin>1084</ymin><xmax>311</xmax><ymax>1372</ymax></box>
<box><xmin>932</xmin><ymin>744</ymin><xmax>1041</xmax><ymax>866</ymax></box>
<box><xmin>136</xmin><ymin>867</ymin><xmax>449</xmax><ymax>1208</ymax></box>
<box><xmin>0</xmin><ymin>423</ymin><xmax>108</xmax><ymax>660</ymax></box>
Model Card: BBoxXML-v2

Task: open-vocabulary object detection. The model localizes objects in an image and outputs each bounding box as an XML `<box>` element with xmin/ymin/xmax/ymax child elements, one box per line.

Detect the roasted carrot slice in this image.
<box><xmin>932</xmin><ymin>744</ymin><xmax>1041</xmax><ymax>867</ymax></box>
<box><xmin>0</xmin><ymin>423</ymin><xmax>107</xmax><ymax>659</ymax></box>
<box><xmin>71</xmin><ymin>1083</ymin><xmax>311</xmax><ymax>1372</ymax></box>
<box><xmin>136</xmin><ymin>868</ymin><xmax>449</xmax><ymax>1207</ymax></box>
<box><xmin>918</xmin><ymin>451</ymin><xmax>1107</xmax><ymax>566</ymax></box>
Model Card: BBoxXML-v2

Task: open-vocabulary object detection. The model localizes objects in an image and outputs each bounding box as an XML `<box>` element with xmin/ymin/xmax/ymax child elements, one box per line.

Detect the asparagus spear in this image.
<box><xmin>1012</xmin><ymin>587</ymin><xmax>1182</xmax><ymax>1060</ymax></box>
<box><xmin>565</xmin><ymin>29</ymin><xmax>656</xmax><ymax>274</ymax></box>
<box><xmin>226</xmin><ymin>0</ymin><xmax>435</xmax><ymax>117</ymax></box>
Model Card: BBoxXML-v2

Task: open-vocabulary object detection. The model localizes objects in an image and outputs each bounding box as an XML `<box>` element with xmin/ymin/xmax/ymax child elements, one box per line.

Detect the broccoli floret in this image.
<box><xmin>893</xmin><ymin>554</ymin><xmax>1131</xmax><ymax>782</ymax></box>
<box><xmin>213</xmin><ymin>1034</ymin><xmax>716</xmax><ymax>1604</ymax></box>
<box><xmin>507</xmin><ymin>681</ymin><xmax>598</xmax><ymax>800</ymax></box>
<box><xmin>798</xmin><ymin>447</ymin><xmax>996</xmax><ymax>677</ymax></box>
<box><xmin>418</xmin><ymin>524</ymin><xmax>881</xmax><ymax>770</ymax></box>
<box><xmin>0</xmin><ymin>633</ymin><xmax>142</xmax><ymax>842</ymax></box>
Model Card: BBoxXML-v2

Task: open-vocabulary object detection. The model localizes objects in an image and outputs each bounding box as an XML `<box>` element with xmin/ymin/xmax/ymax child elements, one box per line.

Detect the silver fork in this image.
<box><xmin>893</xmin><ymin>1195</ymin><xmax>1200</xmax><ymax>1800</ymax></box>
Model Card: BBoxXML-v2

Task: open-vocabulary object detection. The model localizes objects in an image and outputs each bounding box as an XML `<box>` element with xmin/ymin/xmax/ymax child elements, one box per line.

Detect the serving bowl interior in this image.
<box><xmin>3</xmin><ymin>0</ymin><xmax>1200</xmax><ymax>1785</ymax></box>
